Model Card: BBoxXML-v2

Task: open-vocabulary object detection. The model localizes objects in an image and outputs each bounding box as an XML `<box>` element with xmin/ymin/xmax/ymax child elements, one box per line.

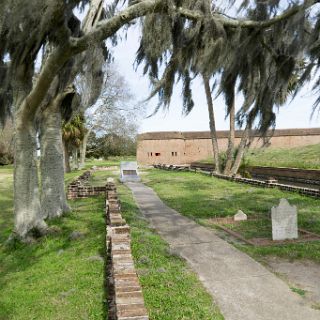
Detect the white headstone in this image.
<box><xmin>271</xmin><ymin>199</ymin><xmax>298</xmax><ymax>241</ymax></box>
<box><xmin>120</xmin><ymin>161</ymin><xmax>141</xmax><ymax>182</ymax></box>
<box><xmin>234</xmin><ymin>210</ymin><xmax>247</xmax><ymax>221</ymax></box>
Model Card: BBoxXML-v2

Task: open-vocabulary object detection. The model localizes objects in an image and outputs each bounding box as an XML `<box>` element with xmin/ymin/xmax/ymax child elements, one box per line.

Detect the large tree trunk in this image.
<box><xmin>224</xmin><ymin>96</ymin><xmax>236</xmax><ymax>175</ymax></box>
<box><xmin>79</xmin><ymin>129</ymin><xmax>91</xmax><ymax>169</ymax></box>
<box><xmin>203</xmin><ymin>75</ymin><xmax>221</xmax><ymax>173</ymax></box>
<box><xmin>13</xmin><ymin>116</ymin><xmax>48</xmax><ymax>238</ymax></box>
<box><xmin>11</xmin><ymin>63</ymin><xmax>48</xmax><ymax>240</ymax></box>
<box><xmin>230</xmin><ymin>125</ymin><xmax>250</xmax><ymax>176</ymax></box>
<box><xmin>40</xmin><ymin>100</ymin><xmax>71</xmax><ymax>220</ymax></box>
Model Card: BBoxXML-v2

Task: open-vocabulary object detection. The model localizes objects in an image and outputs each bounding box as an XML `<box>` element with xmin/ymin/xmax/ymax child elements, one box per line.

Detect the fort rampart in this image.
<box><xmin>137</xmin><ymin>128</ymin><xmax>320</xmax><ymax>165</ymax></box>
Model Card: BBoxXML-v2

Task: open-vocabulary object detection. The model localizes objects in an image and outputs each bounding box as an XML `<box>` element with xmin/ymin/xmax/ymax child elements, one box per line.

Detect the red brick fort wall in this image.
<box><xmin>137</xmin><ymin>128</ymin><xmax>320</xmax><ymax>165</ymax></box>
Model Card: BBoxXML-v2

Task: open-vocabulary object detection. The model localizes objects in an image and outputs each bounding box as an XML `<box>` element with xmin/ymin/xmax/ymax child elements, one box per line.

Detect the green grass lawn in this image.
<box><xmin>245</xmin><ymin>144</ymin><xmax>320</xmax><ymax>169</ymax></box>
<box><xmin>143</xmin><ymin>169</ymin><xmax>320</xmax><ymax>263</ymax></box>
<box><xmin>0</xmin><ymin>163</ymin><xmax>223</xmax><ymax>320</ymax></box>
<box><xmin>201</xmin><ymin>144</ymin><xmax>320</xmax><ymax>169</ymax></box>
<box><xmin>0</xmin><ymin>166</ymin><xmax>106</xmax><ymax>320</ymax></box>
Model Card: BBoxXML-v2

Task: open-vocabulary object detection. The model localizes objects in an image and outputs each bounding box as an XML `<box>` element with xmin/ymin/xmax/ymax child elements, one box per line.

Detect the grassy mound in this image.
<box><xmin>245</xmin><ymin>144</ymin><xmax>320</xmax><ymax>169</ymax></box>
<box><xmin>201</xmin><ymin>144</ymin><xmax>320</xmax><ymax>169</ymax></box>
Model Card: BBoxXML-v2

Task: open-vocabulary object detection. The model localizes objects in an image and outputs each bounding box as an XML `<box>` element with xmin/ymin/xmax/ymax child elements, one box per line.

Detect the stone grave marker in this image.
<box><xmin>120</xmin><ymin>161</ymin><xmax>141</xmax><ymax>182</ymax></box>
<box><xmin>271</xmin><ymin>198</ymin><xmax>298</xmax><ymax>241</ymax></box>
<box><xmin>234</xmin><ymin>210</ymin><xmax>247</xmax><ymax>221</ymax></box>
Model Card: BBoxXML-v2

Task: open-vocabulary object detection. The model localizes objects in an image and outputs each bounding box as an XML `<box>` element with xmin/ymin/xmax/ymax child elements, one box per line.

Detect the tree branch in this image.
<box><xmin>70</xmin><ymin>0</ymin><xmax>319</xmax><ymax>55</ymax></box>
<box><xmin>70</xmin><ymin>0</ymin><xmax>164</xmax><ymax>53</ymax></box>
<box><xmin>178</xmin><ymin>0</ymin><xmax>320</xmax><ymax>28</ymax></box>
<box><xmin>21</xmin><ymin>0</ymin><xmax>320</xmax><ymax>121</ymax></box>
<box><xmin>22</xmin><ymin>44</ymin><xmax>72</xmax><ymax>121</ymax></box>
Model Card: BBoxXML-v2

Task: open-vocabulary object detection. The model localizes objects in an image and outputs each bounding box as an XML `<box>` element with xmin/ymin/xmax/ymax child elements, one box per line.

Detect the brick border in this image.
<box><xmin>247</xmin><ymin>166</ymin><xmax>320</xmax><ymax>186</ymax></box>
<box><xmin>154</xmin><ymin>164</ymin><xmax>320</xmax><ymax>198</ymax></box>
<box><xmin>66</xmin><ymin>170</ymin><xmax>106</xmax><ymax>199</ymax></box>
<box><xmin>210</xmin><ymin>172</ymin><xmax>320</xmax><ymax>198</ymax></box>
<box><xmin>106</xmin><ymin>182</ymin><xmax>149</xmax><ymax>320</ymax></box>
<box><xmin>66</xmin><ymin>171</ymin><xmax>149</xmax><ymax>319</ymax></box>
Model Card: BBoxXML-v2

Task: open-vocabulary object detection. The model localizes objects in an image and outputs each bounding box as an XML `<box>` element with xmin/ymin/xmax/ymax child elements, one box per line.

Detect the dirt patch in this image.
<box><xmin>263</xmin><ymin>256</ymin><xmax>320</xmax><ymax>308</ymax></box>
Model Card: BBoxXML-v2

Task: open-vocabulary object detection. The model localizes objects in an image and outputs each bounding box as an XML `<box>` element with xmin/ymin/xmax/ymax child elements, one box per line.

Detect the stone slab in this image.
<box><xmin>156</xmin><ymin>223</ymin><xmax>227</xmax><ymax>246</ymax></box>
<box><xmin>176</xmin><ymin>242</ymin><xmax>269</xmax><ymax>281</ymax></box>
<box><xmin>272</xmin><ymin>198</ymin><xmax>298</xmax><ymax>240</ymax></box>
<box><xmin>120</xmin><ymin>161</ymin><xmax>141</xmax><ymax>182</ymax></box>
<box><xmin>234</xmin><ymin>210</ymin><xmax>247</xmax><ymax>221</ymax></box>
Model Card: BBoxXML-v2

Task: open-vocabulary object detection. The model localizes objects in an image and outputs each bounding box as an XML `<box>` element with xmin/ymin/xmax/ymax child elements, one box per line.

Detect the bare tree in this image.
<box><xmin>77</xmin><ymin>64</ymin><xmax>142</xmax><ymax>167</ymax></box>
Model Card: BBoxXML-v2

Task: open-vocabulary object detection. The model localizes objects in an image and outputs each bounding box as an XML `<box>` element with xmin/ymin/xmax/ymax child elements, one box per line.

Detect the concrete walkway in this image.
<box><xmin>127</xmin><ymin>182</ymin><xmax>320</xmax><ymax>320</ymax></box>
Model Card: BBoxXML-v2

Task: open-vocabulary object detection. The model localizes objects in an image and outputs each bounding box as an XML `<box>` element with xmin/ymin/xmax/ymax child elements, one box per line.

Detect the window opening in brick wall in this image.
<box><xmin>155</xmin><ymin>153</ymin><xmax>161</xmax><ymax>156</ymax></box>
<box><xmin>172</xmin><ymin>152</ymin><xmax>178</xmax><ymax>156</ymax></box>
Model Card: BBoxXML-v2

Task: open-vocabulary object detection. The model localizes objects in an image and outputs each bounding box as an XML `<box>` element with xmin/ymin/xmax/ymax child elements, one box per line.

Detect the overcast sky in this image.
<box><xmin>112</xmin><ymin>25</ymin><xmax>319</xmax><ymax>134</ymax></box>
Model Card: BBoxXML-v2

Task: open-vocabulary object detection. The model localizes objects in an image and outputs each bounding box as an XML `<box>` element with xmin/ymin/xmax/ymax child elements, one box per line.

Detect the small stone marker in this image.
<box><xmin>234</xmin><ymin>210</ymin><xmax>247</xmax><ymax>221</ymax></box>
<box><xmin>120</xmin><ymin>161</ymin><xmax>141</xmax><ymax>182</ymax></box>
<box><xmin>271</xmin><ymin>198</ymin><xmax>298</xmax><ymax>241</ymax></box>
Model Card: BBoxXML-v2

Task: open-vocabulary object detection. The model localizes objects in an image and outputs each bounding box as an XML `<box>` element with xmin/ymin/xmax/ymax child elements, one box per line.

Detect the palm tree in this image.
<box><xmin>202</xmin><ymin>74</ymin><xmax>221</xmax><ymax>173</ymax></box>
<box><xmin>62</xmin><ymin>114</ymin><xmax>87</xmax><ymax>173</ymax></box>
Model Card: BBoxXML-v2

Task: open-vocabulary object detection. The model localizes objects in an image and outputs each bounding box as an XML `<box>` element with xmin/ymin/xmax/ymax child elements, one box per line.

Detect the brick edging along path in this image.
<box><xmin>66</xmin><ymin>172</ymin><xmax>149</xmax><ymax>320</ymax></box>
<box><xmin>105</xmin><ymin>181</ymin><xmax>149</xmax><ymax>320</ymax></box>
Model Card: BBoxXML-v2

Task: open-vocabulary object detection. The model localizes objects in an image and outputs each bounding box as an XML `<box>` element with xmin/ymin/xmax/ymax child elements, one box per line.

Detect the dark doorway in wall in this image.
<box><xmin>171</xmin><ymin>152</ymin><xmax>178</xmax><ymax>156</ymax></box>
<box><xmin>155</xmin><ymin>153</ymin><xmax>161</xmax><ymax>156</ymax></box>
